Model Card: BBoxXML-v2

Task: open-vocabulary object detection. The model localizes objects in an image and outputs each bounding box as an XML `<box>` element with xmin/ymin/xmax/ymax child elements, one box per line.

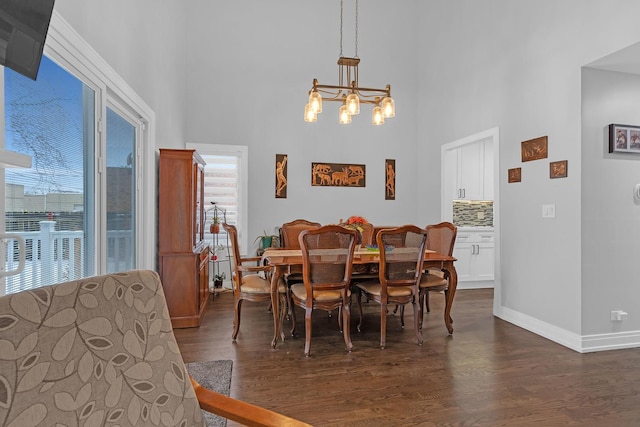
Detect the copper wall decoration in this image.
<box><xmin>275</xmin><ymin>154</ymin><xmax>288</xmax><ymax>198</ymax></box>
<box><xmin>311</xmin><ymin>162</ymin><xmax>366</xmax><ymax>187</ymax></box>
<box><xmin>521</xmin><ymin>136</ymin><xmax>548</xmax><ymax>162</ymax></box>
<box><xmin>508</xmin><ymin>167</ymin><xmax>521</xmax><ymax>183</ymax></box>
<box><xmin>550</xmin><ymin>160</ymin><xmax>567</xmax><ymax>179</ymax></box>
<box><xmin>385</xmin><ymin>159</ymin><xmax>396</xmax><ymax>200</ymax></box>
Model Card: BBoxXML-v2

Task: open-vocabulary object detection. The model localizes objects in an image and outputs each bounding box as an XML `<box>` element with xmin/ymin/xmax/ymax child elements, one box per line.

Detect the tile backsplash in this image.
<box><xmin>453</xmin><ymin>200</ymin><xmax>494</xmax><ymax>227</ymax></box>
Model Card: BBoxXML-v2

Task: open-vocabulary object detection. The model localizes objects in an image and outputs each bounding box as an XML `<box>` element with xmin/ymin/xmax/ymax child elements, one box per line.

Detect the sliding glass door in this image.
<box><xmin>4</xmin><ymin>56</ymin><xmax>96</xmax><ymax>293</ymax></box>
<box><xmin>3</xmin><ymin>56</ymin><xmax>143</xmax><ymax>294</ymax></box>
<box><xmin>105</xmin><ymin>106</ymin><xmax>137</xmax><ymax>273</ymax></box>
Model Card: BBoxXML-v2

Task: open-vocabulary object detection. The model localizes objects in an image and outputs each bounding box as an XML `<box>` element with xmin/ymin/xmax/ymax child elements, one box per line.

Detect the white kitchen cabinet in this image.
<box><xmin>453</xmin><ymin>230</ymin><xmax>494</xmax><ymax>284</ymax></box>
<box><xmin>444</xmin><ymin>140</ymin><xmax>493</xmax><ymax>201</ymax></box>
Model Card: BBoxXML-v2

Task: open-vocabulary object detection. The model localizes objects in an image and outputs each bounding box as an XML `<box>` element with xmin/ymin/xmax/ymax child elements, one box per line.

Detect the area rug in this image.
<box><xmin>185</xmin><ymin>360</ymin><xmax>233</xmax><ymax>427</ymax></box>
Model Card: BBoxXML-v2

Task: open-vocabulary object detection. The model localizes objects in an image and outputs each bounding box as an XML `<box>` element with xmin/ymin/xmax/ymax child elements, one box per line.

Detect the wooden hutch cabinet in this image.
<box><xmin>158</xmin><ymin>148</ymin><xmax>209</xmax><ymax>328</ymax></box>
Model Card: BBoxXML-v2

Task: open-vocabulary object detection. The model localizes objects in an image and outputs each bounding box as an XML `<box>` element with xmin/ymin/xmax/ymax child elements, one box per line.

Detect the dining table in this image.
<box><xmin>262</xmin><ymin>247</ymin><xmax>458</xmax><ymax>349</ymax></box>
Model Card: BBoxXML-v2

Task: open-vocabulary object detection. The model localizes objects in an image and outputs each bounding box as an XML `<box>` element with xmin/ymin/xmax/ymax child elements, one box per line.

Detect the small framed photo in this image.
<box><xmin>550</xmin><ymin>160</ymin><xmax>567</xmax><ymax>179</ymax></box>
<box><xmin>508</xmin><ymin>167</ymin><xmax>521</xmax><ymax>183</ymax></box>
<box><xmin>608</xmin><ymin>124</ymin><xmax>640</xmax><ymax>153</ymax></box>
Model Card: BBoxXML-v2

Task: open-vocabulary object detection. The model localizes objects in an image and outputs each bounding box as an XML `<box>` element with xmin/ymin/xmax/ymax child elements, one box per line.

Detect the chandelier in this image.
<box><xmin>304</xmin><ymin>0</ymin><xmax>395</xmax><ymax>125</ymax></box>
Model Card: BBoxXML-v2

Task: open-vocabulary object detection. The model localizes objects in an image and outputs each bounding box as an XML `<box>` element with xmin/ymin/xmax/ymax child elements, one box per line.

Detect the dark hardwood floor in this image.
<box><xmin>174</xmin><ymin>288</ymin><xmax>640</xmax><ymax>426</ymax></box>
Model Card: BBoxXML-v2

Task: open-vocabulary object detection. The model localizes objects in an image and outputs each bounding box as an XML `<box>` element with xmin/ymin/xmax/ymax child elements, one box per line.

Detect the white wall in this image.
<box><xmin>55</xmin><ymin>0</ymin><xmax>188</xmax><ymax>150</ymax></box>
<box><xmin>582</xmin><ymin>68</ymin><xmax>640</xmax><ymax>338</ymax></box>
<box><xmin>416</xmin><ymin>0</ymin><xmax>640</xmax><ymax>349</ymax></box>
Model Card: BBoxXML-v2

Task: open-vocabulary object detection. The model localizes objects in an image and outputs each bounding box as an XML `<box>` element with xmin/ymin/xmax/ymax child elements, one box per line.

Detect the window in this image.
<box><xmin>187</xmin><ymin>143</ymin><xmax>248</xmax><ymax>253</ymax></box>
<box><xmin>1</xmin><ymin>12</ymin><xmax>154</xmax><ymax>295</ymax></box>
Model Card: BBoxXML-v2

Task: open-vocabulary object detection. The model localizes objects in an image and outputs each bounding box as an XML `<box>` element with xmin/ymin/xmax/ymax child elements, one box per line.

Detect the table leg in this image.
<box><xmin>270</xmin><ymin>264</ymin><xmax>284</xmax><ymax>349</ymax></box>
<box><xmin>444</xmin><ymin>262</ymin><xmax>457</xmax><ymax>334</ymax></box>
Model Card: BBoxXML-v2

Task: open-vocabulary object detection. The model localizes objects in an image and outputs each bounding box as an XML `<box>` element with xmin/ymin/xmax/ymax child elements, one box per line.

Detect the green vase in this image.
<box><xmin>261</xmin><ymin>236</ymin><xmax>273</xmax><ymax>249</ymax></box>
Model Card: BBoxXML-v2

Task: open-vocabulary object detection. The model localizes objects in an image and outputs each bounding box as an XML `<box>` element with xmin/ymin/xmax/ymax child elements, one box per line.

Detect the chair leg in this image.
<box><xmin>279</xmin><ymin>293</ymin><xmax>287</xmax><ymax>342</ymax></box>
<box><xmin>356</xmin><ymin>291</ymin><xmax>365</xmax><ymax>332</ymax></box>
<box><xmin>413</xmin><ymin>298</ymin><xmax>423</xmax><ymax>346</ymax></box>
<box><xmin>380</xmin><ymin>302</ymin><xmax>387</xmax><ymax>349</ymax></box>
<box><xmin>425</xmin><ymin>289</ymin><xmax>431</xmax><ymax>312</ymax></box>
<box><xmin>232</xmin><ymin>298</ymin><xmax>243</xmax><ymax>342</ymax></box>
<box><xmin>289</xmin><ymin>291</ymin><xmax>298</xmax><ymax>337</ymax></box>
<box><xmin>400</xmin><ymin>304</ymin><xmax>405</xmax><ymax>328</ymax></box>
<box><xmin>304</xmin><ymin>307</ymin><xmax>313</xmax><ymax>357</ymax></box>
<box><xmin>342</xmin><ymin>301</ymin><xmax>353</xmax><ymax>352</ymax></box>
<box><xmin>444</xmin><ymin>289</ymin><xmax>453</xmax><ymax>324</ymax></box>
<box><xmin>418</xmin><ymin>290</ymin><xmax>425</xmax><ymax>330</ymax></box>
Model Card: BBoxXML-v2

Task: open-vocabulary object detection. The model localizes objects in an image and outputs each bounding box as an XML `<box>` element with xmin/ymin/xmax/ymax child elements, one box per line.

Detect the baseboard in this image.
<box><xmin>457</xmin><ymin>280</ymin><xmax>494</xmax><ymax>290</ymax></box>
<box><xmin>495</xmin><ymin>305</ymin><xmax>583</xmax><ymax>352</ymax></box>
<box><xmin>496</xmin><ymin>305</ymin><xmax>640</xmax><ymax>353</ymax></box>
<box><xmin>581</xmin><ymin>331</ymin><xmax>640</xmax><ymax>353</ymax></box>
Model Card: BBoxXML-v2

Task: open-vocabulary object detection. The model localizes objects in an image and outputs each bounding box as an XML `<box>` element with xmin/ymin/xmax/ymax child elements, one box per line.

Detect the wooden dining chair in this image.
<box><xmin>355</xmin><ymin>225</ymin><xmax>428</xmax><ymax>349</ymax></box>
<box><xmin>419</xmin><ymin>222</ymin><xmax>457</xmax><ymax>327</ymax></box>
<box><xmin>280</xmin><ymin>219</ymin><xmax>322</xmax><ymax>282</ymax></box>
<box><xmin>224</xmin><ymin>223</ymin><xmax>286</xmax><ymax>344</ymax></box>
<box><xmin>288</xmin><ymin>225</ymin><xmax>357</xmax><ymax>357</ymax></box>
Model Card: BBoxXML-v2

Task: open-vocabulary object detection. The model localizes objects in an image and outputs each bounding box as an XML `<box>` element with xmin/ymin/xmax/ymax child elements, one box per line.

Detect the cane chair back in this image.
<box><xmin>355</xmin><ymin>225</ymin><xmax>427</xmax><ymax>349</ymax></box>
<box><xmin>420</xmin><ymin>222</ymin><xmax>457</xmax><ymax>323</ymax></box>
<box><xmin>288</xmin><ymin>225</ymin><xmax>357</xmax><ymax>356</ymax></box>
<box><xmin>279</xmin><ymin>219</ymin><xmax>322</xmax><ymax>289</ymax></box>
<box><xmin>280</xmin><ymin>219</ymin><xmax>322</xmax><ymax>249</ymax></box>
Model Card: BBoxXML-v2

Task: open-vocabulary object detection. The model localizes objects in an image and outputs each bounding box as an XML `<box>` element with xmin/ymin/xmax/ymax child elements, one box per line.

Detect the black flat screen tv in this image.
<box><xmin>0</xmin><ymin>0</ymin><xmax>55</xmax><ymax>80</ymax></box>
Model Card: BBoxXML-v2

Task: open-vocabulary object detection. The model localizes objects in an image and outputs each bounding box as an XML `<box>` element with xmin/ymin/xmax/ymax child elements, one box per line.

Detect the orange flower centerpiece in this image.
<box><xmin>340</xmin><ymin>215</ymin><xmax>369</xmax><ymax>245</ymax></box>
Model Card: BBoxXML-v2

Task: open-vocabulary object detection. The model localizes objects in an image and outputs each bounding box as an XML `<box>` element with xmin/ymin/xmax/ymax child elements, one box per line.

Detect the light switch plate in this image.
<box><xmin>542</xmin><ymin>204</ymin><xmax>556</xmax><ymax>218</ymax></box>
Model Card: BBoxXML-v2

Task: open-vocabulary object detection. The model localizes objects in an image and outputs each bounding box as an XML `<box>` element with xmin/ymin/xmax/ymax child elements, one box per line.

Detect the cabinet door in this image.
<box><xmin>452</xmin><ymin>234</ymin><xmax>474</xmax><ymax>281</ymax></box>
<box><xmin>454</xmin><ymin>232</ymin><xmax>494</xmax><ymax>282</ymax></box>
<box><xmin>458</xmin><ymin>142</ymin><xmax>484</xmax><ymax>200</ymax></box>
<box><xmin>470</xmin><ymin>242</ymin><xmax>495</xmax><ymax>281</ymax></box>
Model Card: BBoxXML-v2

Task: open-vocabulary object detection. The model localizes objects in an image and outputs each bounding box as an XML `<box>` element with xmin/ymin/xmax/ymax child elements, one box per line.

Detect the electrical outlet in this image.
<box><xmin>611</xmin><ymin>310</ymin><xmax>628</xmax><ymax>321</ymax></box>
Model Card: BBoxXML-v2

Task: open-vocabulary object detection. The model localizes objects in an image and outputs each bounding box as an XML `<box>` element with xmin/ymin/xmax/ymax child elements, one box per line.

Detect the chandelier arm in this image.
<box><xmin>315</xmin><ymin>83</ymin><xmax>389</xmax><ymax>95</ymax></box>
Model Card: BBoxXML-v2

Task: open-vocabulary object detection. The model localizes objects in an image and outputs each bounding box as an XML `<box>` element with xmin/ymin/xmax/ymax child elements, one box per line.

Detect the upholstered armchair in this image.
<box><xmin>0</xmin><ymin>270</ymin><xmax>308</xmax><ymax>427</ymax></box>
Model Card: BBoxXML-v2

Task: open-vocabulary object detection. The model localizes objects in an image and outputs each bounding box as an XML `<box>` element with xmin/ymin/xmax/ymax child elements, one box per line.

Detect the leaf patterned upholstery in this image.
<box><xmin>0</xmin><ymin>270</ymin><xmax>204</xmax><ymax>427</ymax></box>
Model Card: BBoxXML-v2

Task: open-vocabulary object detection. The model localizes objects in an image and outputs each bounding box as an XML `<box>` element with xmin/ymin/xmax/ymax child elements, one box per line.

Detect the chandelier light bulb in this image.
<box><xmin>339</xmin><ymin>105</ymin><xmax>352</xmax><ymax>124</ymax></box>
<box><xmin>304</xmin><ymin>104</ymin><xmax>317</xmax><ymax>122</ymax></box>
<box><xmin>381</xmin><ymin>96</ymin><xmax>395</xmax><ymax>118</ymax></box>
<box><xmin>346</xmin><ymin>93</ymin><xmax>360</xmax><ymax>115</ymax></box>
<box><xmin>372</xmin><ymin>105</ymin><xmax>384</xmax><ymax>125</ymax></box>
<box><xmin>309</xmin><ymin>91</ymin><xmax>322</xmax><ymax>113</ymax></box>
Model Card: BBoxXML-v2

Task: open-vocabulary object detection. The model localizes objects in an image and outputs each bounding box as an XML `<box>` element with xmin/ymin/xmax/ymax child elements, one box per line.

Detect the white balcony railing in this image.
<box><xmin>4</xmin><ymin>221</ymin><xmax>133</xmax><ymax>294</ymax></box>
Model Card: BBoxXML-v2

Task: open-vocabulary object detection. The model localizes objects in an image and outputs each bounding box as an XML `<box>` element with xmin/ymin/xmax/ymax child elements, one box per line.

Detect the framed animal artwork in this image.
<box><xmin>311</xmin><ymin>162</ymin><xmax>366</xmax><ymax>187</ymax></box>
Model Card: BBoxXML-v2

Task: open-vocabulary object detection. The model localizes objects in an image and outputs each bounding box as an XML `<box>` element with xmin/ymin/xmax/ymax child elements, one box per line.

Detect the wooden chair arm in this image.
<box><xmin>239</xmin><ymin>256</ymin><xmax>262</xmax><ymax>264</ymax></box>
<box><xmin>239</xmin><ymin>265</ymin><xmax>272</xmax><ymax>273</ymax></box>
<box><xmin>190</xmin><ymin>376</ymin><xmax>311</xmax><ymax>427</ymax></box>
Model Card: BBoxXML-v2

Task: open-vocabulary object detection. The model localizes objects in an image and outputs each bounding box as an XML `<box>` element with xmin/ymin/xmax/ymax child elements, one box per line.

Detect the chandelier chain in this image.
<box><xmin>339</xmin><ymin>0</ymin><xmax>343</xmax><ymax>57</ymax></box>
<box><xmin>355</xmin><ymin>0</ymin><xmax>358</xmax><ymax>58</ymax></box>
